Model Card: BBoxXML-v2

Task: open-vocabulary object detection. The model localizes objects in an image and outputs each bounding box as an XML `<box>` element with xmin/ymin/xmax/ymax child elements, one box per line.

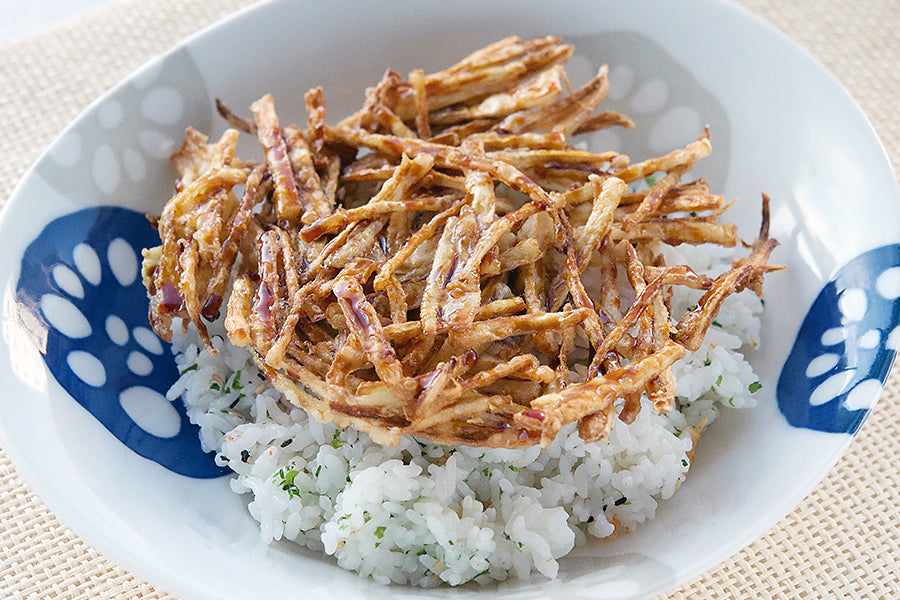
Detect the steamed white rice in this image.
<box><xmin>166</xmin><ymin>244</ymin><xmax>764</xmax><ymax>586</ymax></box>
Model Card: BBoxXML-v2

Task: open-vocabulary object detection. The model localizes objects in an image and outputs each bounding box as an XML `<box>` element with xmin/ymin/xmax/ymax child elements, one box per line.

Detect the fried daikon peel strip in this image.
<box><xmin>431</xmin><ymin>65</ymin><xmax>565</xmax><ymax>125</ymax></box>
<box><xmin>673</xmin><ymin>194</ymin><xmax>784</xmax><ymax>350</ymax></box>
<box><xmin>494</xmin><ymin>64</ymin><xmax>610</xmax><ymax>135</ymax></box>
<box><xmin>251</xmin><ymin>94</ymin><xmax>302</xmax><ymax>221</ymax></box>
<box><xmin>402</xmin><ymin>38</ymin><xmax>574</xmax><ymax>116</ymax></box>
<box><xmin>301</xmin><ymin>155</ymin><xmax>442</xmax><ymax>242</ymax></box>
<box><xmin>144</xmin><ymin>36</ymin><xmax>782</xmax><ymax>448</ymax></box>
<box><xmin>571</xmin><ymin>110</ymin><xmax>635</xmax><ymax>135</ymax></box>
<box><xmin>142</xmin><ymin>129</ymin><xmax>253</xmax><ymax>348</ymax></box>
<box><xmin>517</xmin><ymin>342</ymin><xmax>686</xmax><ymax>445</ymax></box>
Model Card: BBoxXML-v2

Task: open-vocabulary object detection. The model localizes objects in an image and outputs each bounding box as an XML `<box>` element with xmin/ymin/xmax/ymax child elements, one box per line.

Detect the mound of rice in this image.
<box><xmin>166</xmin><ymin>245</ymin><xmax>763</xmax><ymax>586</ymax></box>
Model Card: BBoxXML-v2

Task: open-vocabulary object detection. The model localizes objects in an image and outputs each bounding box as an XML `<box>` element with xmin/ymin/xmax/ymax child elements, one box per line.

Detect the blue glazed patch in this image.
<box><xmin>777</xmin><ymin>244</ymin><xmax>900</xmax><ymax>434</ymax></box>
<box><xmin>15</xmin><ymin>207</ymin><xmax>227</xmax><ymax>478</ymax></box>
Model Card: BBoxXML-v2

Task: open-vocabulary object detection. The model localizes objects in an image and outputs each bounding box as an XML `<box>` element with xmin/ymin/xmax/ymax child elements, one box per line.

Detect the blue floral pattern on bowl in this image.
<box><xmin>14</xmin><ymin>206</ymin><xmax>227</xmax><ymax>478</ymax></box>
<box><xmin>777</xmin><ymin>244</ymin><xmax>900</xmax><ymax>434</ymax></box>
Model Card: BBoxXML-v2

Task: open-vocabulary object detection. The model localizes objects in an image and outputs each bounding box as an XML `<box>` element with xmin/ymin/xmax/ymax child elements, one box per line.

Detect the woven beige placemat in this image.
<box><xmin>0</xmin><ymin>1</ymin><xmax>897</xmax><ymax>598</ymax></box>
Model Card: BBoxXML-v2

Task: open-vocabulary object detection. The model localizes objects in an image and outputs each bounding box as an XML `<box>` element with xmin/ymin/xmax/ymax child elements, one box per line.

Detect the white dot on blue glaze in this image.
<box><xmin>126</xmin><ymin>351</ymin><xmax>153</xmax><ymax>376</ymax></box>
<box><xmin>629</xmin><ymin>78</ymin><xmax>668</xmax><ymax>114</ymax></box>
<box><xmin>133</xmin><ymin>326</ymin><xmax>164</xmax><ymax>355</ymax></box>
<box><xmin>607</xmin><ymin>64</ymin><xmax>634</xmax><ymax>101</ymax></box>
<box><xmin>858</xmin><ymin>329</ymin><xmax>881</xmax><ymax>350</ymax></box>
<box><xmin>92</xmin><ymin>143</ymin><xmax>121</xmax><ymax>195</ymax></box>
<box><xmin>121</xmin><ymin>147</ymin><xmax>147</xmax><ymax>182</ymax></box>
<box><xmin>837</xmin><ymin>288</ymin><xmax>867</xmax><ymax>322</ymax></box>
<box><xmin>648</xmin><ymin>106</ymin><xmax>703</xmax><ymax>155</ymax></box>
<box><xmin>107</xmin><ymin>238</ymin><xmax>138</xmax><ymax>287</ymax></box>
<box><xmin>40</xmin><ymin>295</ymin><xmax>91</xmax><ymax>339</ymax></box>
<box><xmin>805</xmin><ymin>353</ymin><xmax>839</xmax><ymax>378</ymax></box>
<box><xmin>843</xmin><ymin>379</ymin><xmax>882</xmax><ymax>411</ymax></box>
<box><xmin>51</xmin><ymin>265</ymin><xmax>84</xmax><ymax>299</ymax></box>
<box><xmin>809</xmin><ymin>369</ymin><xmax>856</xmax><ymax>406</ymax></box>
<box><xmin>97</xmin><ymin>99</ymin><xmax>124</xmax><ymax>130</ymax></box>
<box><xmin>138</xmin><ymin>130</ymin><xmax>175</xmax><ymax>159</ymax></box>
<box><xmin>66</xmin><ymin>350</ymin><xmax>106</xmax><ymax>387</ymax></box>
<box><xmin>140</xmin><ymin>87</ymin><xmax>184</xmax><ymax>125</ymax></box>
<box><xmin>119</xmin><ymin>386</ymin><xmax>181</xmax><ymax>438</ymax></box>
<box><xmin>105</xmin><ymin>315</ymin><xmax>129</xmax><ymax>346</ymax></box>
<box><xmin>876</xmin><ymin>267</ymin><xmax>900</xmax><ymax>300</ymax></box>
<box><xmin>887</xmin><ymin>326</ymin><xmax>900</xmax><ymax>351</ymax></box>
<box><xmin>820</xmin><ymin>327</ymin><xmax>845</xmax><ymax>346</ymax></box>
<box><xmin>73</xmin><ymin>243</ymin><xmax>101</xmax><ymax>285</ymax></box>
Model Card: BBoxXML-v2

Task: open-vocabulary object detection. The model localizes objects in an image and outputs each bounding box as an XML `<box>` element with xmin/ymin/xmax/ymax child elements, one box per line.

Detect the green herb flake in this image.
<box><xmin>315</xmin><ymin>465</ymin><xmax>322</xmax><ymax>477</ymax></box>
<box><xmin>273</xmin><ymin>467</ymin><xmax>301</xmax><ymax>499</ymax></box>
<box><xmin>482</xmin><ymin>467</ymin><xmax>490</xmax><ymax>477</ymax></box>
<box><xmin>374</xmin><ymin>525</ymin><xmax>386</xmax><ymax>539</ymax></box>
<box><xmin>682</xmin><ymin>459</ymin><xmax>689</xmax><ymax>467</ymax></box>
<box><xmin>712</xmin><ymin>320</ymin><xmax>722</xmax><ymax>328</ymax></box>
<box><xmin>703</xmin><ymin>358</ymin><xmax>712</xmax><ymax>367</ymax></box>
<box><xmin>209</xmin><ymin>382</ymin><xmax>221</xmax><ymax>391</ymax></box>
<box><xmin>179</xmin><ymin>364</ymin><xmax>198</xmax><ymax>375</ymax></box>
<box><xmin>231</xmin><ymin>370</ymin><xmax>244</xmax><ymax>390</ymax></box>
<box><xmin>728</xmin><ymin>397</ymin><xmax>735</xmax><ymax>407</ymax></box>
<box><xmin>749</xmin><ymin>381</ymin><xmax>762</xmax><ymax>393</ymax></box>
<box><xmin>716</xmin><ymin>375</ymin><xmax>723</xmax><ymax>386</ymax></box>
<box><xmin>508</xmin><ymin>465</ymin><xmax>519</xmax><ymax>472</ymax></box>
<box><xmin>673</xmin><ymin>427</ymin><xmax>682</xmax><ymax>438</ymax></box>
<box><xmin>644</xmin><ymin>175</ymin><xmax>658</xmax><ymax>187</ymax></box>
<box><xmin>331</xmin><ymin>430</ymin><xmax>346</xmax><ymax>448</ymax></box>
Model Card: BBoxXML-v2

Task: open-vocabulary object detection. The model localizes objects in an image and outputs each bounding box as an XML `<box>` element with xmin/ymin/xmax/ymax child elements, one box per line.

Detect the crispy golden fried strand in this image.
<box><xmin>144</xmin><ymin>36</ymin><xmax>782</xmax><ymax>448</ymax></box>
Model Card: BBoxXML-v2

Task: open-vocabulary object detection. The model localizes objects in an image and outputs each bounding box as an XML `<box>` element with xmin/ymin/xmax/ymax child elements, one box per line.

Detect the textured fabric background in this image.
<box><xmin>0</xmin><ymin>1</ymin><xmax>897</xmax><ymax>598</ymax></box>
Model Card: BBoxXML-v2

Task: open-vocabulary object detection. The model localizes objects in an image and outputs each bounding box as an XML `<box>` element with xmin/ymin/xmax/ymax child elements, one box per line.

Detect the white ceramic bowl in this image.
<box><xmin>1</xmin><ymin>1</ymin><xmax>898</xmax><ymax>599</ymax></box>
